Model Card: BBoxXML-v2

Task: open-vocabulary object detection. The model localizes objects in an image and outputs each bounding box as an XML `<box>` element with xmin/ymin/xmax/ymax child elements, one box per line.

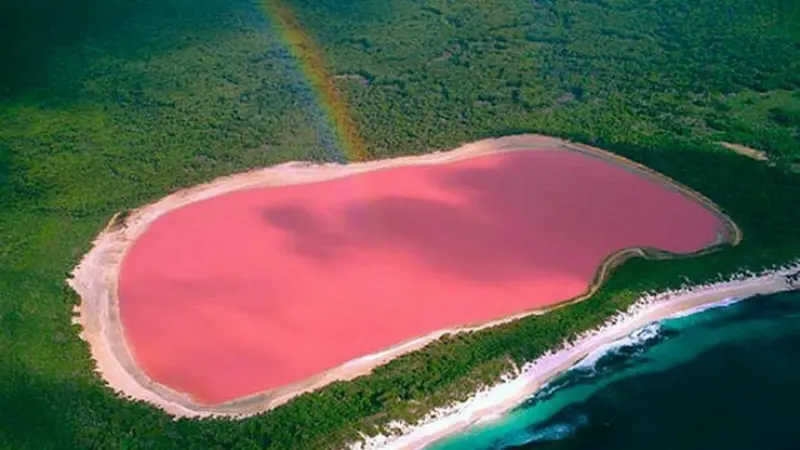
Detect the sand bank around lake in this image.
<box><xmin>68</xmin><ymin>134</ymin><xmax>740</xmax><ymax>418</ymax></box>
<box><xmin>350</xmin><ymin>262</ymin><xmax>800</xmax><ymax>450</ymax></box>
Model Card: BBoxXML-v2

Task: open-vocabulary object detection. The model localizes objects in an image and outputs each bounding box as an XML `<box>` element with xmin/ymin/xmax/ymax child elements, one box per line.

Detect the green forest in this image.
<box><xmin>1</xmin><ymin>0</ymin><xmax>799</xmax><ymax>448</ymax></box>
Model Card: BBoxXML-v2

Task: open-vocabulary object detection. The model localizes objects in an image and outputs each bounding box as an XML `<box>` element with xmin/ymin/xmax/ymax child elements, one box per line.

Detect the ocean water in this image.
<box><xmin>429</xmin><ymin>290</ymin><xmax>800</xmax><ymax>450</ymax></box>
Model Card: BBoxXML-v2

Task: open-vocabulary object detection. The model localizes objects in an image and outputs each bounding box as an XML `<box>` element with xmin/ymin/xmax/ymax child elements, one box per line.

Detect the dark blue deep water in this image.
<box><xmin>429</xmin><ymin>291</ymin><xmax>800</xmax><ymax>450</ymax></box>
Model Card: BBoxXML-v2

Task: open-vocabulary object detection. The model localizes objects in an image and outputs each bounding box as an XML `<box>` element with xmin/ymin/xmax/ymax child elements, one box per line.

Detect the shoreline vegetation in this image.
<box><xmin>349</xmin><ymin>262</ymin><xmax>800</xmax><ymax>450</ymax></box>
<box><xmin>68</xmin><ymin>134</ymin><xmax>739</xmax><ymax>418</ymax></box>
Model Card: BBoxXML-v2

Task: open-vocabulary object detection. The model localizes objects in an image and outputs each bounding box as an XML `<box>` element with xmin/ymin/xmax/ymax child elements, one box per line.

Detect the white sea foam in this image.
<box><xmin>666</xmin><ymin>296</ymin><xmax>745</xmax><ymax>319</ymax></box>
<box><xmin>574</xmin><ymin>322</ymin><xmax>663</xmax><ymax>371</ymax></box>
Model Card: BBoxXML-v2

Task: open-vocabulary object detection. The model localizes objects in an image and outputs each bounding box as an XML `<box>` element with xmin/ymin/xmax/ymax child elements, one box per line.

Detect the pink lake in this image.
<box><xmin>118</xmin><ymin>148</ymin><xmax>727</xmax><ymax>404</ymax></box>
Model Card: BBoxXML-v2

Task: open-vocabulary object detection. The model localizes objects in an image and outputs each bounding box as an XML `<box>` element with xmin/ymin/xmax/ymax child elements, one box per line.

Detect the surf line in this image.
<box><xmin>260</xmin><ymin>0</ymin><xmax>369</xmax><ymax>162</ymax></box>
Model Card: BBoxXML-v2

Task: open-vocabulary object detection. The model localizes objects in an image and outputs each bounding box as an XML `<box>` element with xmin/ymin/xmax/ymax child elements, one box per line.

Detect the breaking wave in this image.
<box><xmin>432</xmin><ymin>291</ymin><xmax>800</xmax><ymax>450</ymax></box>
<box><xmin>667</xmin><ymin>296</ymin><xmax>744</xmax><ymax>319</ymax></box>
<box><xmin>525</xmin><ymin>321</ymin><xmax>676</xmax><ymax>407</ymax></box>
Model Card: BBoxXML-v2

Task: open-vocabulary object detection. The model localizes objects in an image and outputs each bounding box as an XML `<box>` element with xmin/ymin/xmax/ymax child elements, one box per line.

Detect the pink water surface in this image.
<box><xmin>118</xmin><ymin>149</ymin><xmax>726</xmax><ymax>404</ymax></box>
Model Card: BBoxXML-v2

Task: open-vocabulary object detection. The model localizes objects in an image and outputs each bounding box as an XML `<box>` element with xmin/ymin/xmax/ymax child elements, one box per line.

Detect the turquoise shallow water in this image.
<box><xmin>429</xmin><ymin>290</ymin><xmax>800</xmax><ymax>450</ymax></box>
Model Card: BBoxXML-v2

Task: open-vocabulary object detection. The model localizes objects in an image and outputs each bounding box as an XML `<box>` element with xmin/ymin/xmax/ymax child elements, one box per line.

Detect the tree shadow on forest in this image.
<box><xmin>0</xmin><ymin>144</ymin><xmax>14</xmax><ymax>200</ymax></box>
<box><xmin>0</xmin><ymin>367</ymin><xmax>79</xmax><ymax>450</ymax></box>
<box><xmin>0</xmin><ymin>0</ymin><xmax>263</xmax><ymax>101</ymax></box>
<box><xmin>1</xmin><ymin>0</ymin><xmax>399</xmax><ymax>102</ymax></box>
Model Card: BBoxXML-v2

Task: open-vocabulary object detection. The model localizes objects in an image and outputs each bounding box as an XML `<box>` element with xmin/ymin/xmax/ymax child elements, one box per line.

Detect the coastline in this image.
<box><xmin>349</xmin><ymin>261</ymin><xmax>800</xmax><ymax>450</ymax></box>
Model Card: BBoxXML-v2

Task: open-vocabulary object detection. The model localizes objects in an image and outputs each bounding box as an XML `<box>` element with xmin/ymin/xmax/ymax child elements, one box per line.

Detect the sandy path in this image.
<box><xmin>68</xmin><ymin>134</ymin><xmax>740</xmax><ymax>418</ymax></box>
<box><xmin>719</xmin><ymin>142</ymin><xmax>769</xmax><ymax>161</ymax></box>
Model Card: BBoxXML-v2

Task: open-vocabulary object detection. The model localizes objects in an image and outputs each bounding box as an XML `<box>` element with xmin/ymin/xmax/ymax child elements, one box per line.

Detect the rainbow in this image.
<box><xmin>260</xmin><ymin>0</ymin><xmax>369</xmax><ymax>162</ymax></box>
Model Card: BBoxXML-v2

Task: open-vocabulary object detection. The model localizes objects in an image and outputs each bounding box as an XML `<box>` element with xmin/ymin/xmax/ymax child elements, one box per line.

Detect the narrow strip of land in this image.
<box><xmin>361</xmin><ymin>263</ymin><xmax>800</xmax><ymax>450</ymax></box>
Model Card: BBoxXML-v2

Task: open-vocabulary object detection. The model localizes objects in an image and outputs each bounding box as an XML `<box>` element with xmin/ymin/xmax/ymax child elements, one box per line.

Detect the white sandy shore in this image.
<box><xmin>348</xmin><ymin>261</ymin><xmax>800</xmax><ymax>450</ymax></box>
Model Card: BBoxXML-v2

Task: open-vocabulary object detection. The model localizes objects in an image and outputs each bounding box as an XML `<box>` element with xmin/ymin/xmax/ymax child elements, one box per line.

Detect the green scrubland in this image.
<box><xmin>1</xmin><ymin>0</ymin><xmax>798</xmax><ymax>448</ymax></box>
